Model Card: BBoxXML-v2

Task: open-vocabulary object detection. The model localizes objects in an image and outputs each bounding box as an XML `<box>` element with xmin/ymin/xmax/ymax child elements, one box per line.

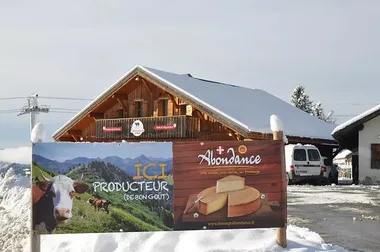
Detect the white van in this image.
<box><xmin>285</xmin><ymin>144</ymin><xmax>324</xmax><ymax>185</ymax></box>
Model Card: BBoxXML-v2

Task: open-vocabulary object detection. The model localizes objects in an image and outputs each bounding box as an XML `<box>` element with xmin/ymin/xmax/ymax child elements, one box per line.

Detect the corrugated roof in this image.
<box><xmin>53</xmin><ymin>65</ymin><xmax>336</xmax><ymax>140</ymax></box>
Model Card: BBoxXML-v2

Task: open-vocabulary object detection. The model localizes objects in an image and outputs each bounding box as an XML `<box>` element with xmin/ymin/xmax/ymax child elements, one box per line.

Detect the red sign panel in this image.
<box><xmin>103</xmin><ymin>126</ymin><xmax>122</xmax><ymax>132</ymax></box>
<box><xmin>154</xmin><ymin>124</ymin><xmax>176</xmax><ymax>130</ymax></box>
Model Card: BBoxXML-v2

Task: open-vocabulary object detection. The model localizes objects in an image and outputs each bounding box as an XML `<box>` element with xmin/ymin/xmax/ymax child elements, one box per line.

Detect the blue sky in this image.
<box><xmin>1</xmin><ymin>1</ymin><xmax>379</xmax><ymax>148</ymax></box>
<box><xmin>32</xmin><ymin>142</ymin><xmax>173</xmax><ymax>162</ymax></box>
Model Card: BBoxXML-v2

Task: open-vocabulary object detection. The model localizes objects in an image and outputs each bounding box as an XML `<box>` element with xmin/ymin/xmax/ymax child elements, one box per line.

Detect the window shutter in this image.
<box><xmin>168</xmin><ymin>100</ymin><xmax>173</xmax><ymax>116</ymax></box>
<box><xmin>143</xmin><ymin>101</ymin><xmax>148</xmax><ymax>117</ymax></box>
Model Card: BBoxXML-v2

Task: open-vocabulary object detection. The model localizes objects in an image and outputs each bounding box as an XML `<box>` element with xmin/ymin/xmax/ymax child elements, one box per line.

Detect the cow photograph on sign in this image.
<box><xmin>31</xmin><ymin>142</ymin><xmax>174</xmax><ymax>234</ymax></box>
<box><xmin>172</xmin><ymin>141</ymin><xmax>286</xmax><ymax>231</ymax></box>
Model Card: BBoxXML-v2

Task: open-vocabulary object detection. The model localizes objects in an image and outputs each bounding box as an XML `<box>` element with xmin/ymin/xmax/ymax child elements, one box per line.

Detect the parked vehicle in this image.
<box><xmin>285</xmin><ymin>144</ymin><xmax>324</xmax><ymax>185</ymax></box>
<box><xmin>321</xmin><ymin>156</ymin><xmax>339</xmax><ymax>185</ymax></box>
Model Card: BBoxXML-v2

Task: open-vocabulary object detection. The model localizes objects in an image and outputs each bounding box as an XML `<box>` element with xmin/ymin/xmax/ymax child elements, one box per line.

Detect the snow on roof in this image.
<box><xmin>144</xmin><ymin>66</ymin><xmax>335</xmax><ymax>140</ymax></box>
<box><xmin>332</xmin><ymin>104</ymin><xmax>380</xmax><ymax>136</ymax></box>
<box><xmin>334</xmin><ymin>149</ymin><xmax>352</xmax><ymax>160</ymax></box>
<box><xmin>53</xmin><ymin>65</ymin><xmax>336</xmax><ymax>141</ymax></box>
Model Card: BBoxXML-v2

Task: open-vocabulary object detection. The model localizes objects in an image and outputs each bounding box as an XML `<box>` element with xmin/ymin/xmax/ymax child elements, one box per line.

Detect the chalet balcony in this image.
<box><xmin>95</xmin><ymin>115</ymin><xmax>200</xmax><ymax>140</ymax></box>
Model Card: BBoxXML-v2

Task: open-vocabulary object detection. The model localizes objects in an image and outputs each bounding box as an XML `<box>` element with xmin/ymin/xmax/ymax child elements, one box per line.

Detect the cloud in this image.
<box><xmin>0</xmin><ymin>146</ymin><xmax>31</xmax><ymax>164</ymax></box>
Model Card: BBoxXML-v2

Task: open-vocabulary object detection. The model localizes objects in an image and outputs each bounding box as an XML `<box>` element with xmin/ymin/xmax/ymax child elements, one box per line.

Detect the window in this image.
<box><xmin>161</xmin><ymin>99</ymin><xmax>168</xmax><ymax>116</ymax></box>
<box><xmin>307</xmin><ymin>149</ymin><xmax>321</xmax><ymax>161</ymax></box>
<box><xmin>293</xmin><ymin>149</ymin><xmax>307</xmax><ymax>161</ymax></box>
<box><xmin>135</xmin><ymin>101</ymin><xmax>143</xmax><ymax>117</ymax></box>
<box><xmin>371</xmin><ymin>144</ymin><xmax>380</xmax><ymax>169</ymax></box>
<box><xmin>323</xmin><ymin>158</ymin><xmax>332</xmax><ymax>166</ymax></box>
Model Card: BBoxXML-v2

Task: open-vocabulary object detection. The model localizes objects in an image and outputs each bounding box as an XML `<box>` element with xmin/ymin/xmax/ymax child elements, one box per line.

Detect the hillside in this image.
<box><xmin>32</xmin><ymin>154</ymin><xmax>75</xmax><ymax>174</ymax></box>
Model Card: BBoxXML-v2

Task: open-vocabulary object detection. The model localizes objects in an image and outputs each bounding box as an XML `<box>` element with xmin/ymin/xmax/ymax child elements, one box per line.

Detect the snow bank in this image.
<box><xmin>31</xmin><ymin>123</ymin><xmax>46</xmax><ymax>143</ymax></box>
<box><xmin>0</xmin><ymin>168</ymin><xmax>30</xmax><ymax>252</ymax></box>
<box><xmin>37</xmin><ymin>225</ymin><xmax>347</xmax><ymax>252</ymax></box>
<box><xmin>0</xmin><ymin>146</ymin><xmax>31</xmax><ymax>164</ymax></box>
<box><xmin>269</xmin><ymin>115</ymin><xmax>288</xmax><ymax>143</ymax></box>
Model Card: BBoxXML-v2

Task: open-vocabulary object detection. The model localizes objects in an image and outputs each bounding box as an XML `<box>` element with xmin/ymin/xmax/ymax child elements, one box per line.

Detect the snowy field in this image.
<box><xmin>288</xmin><ymin>184</ymin><xmax>379</xmax><ymax>206</ymax></box>
<box><xmin>0</xmin><ymin>146</ymin><xmax>358</xmax><ymax>252</ymax></box>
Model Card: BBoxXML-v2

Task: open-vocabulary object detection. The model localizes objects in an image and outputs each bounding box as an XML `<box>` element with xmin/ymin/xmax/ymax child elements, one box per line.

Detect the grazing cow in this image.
<box><xmin>87</xmin><ymin>198</ymin><xmax>110</xmax><ymax>214</ymax></box>
<box><xmin>33</xmin><ymin>172</ymin><xmax>89</xmax><ymax>234</ymax></box>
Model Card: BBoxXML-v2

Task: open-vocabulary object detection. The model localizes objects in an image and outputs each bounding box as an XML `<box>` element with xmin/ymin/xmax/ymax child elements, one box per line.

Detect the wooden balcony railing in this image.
<box><xmin>95</xmin><ymin>115</ymin><xmax>200</xmax><ymax>139</ymax></box>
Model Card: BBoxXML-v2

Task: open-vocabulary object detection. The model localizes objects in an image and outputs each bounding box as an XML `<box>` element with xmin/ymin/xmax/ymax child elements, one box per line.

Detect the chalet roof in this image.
<box><xmin>332</xmin><ymin>104</ymin><xmax>380</xmax><ymax>138</ymax></box>
<box><xmin>53</xmin><ymin>65</ymin><xmax>336</xmax><ymax>141</ymax></box>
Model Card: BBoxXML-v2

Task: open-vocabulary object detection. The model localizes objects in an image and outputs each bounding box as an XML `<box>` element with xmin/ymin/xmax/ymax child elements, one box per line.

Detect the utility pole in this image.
<box><xmin>17</xmin><ymin>93</ymin><xmax>49</xmax><ymax>131</ymax></box>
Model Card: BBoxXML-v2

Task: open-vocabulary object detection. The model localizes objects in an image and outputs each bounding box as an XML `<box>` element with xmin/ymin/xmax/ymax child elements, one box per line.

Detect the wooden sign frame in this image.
<box><xmin>30</xmin><ymin>137</ymin><xmax>287</xmax><ymax>252</ymax></box>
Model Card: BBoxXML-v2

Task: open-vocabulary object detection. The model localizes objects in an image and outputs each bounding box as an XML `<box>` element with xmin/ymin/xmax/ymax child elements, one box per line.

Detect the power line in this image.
<box><xmin>0</xmin><ymin>96</ymin><xmax>93</xmax><ymax>101</ymax></box>
<box><xmin>0</xmin><ymin>97</ymin><xmax>27</xmax><ymax>100</ymax></box>
<box><xmin>38</xmin><ymin>96</ymin><xmax>93</xmax><ymax>101</ymax></box>
<box><xmin>52</xmin><ymin>108</ymin><xmax>81</xmax><ymax>111</ymax></box>
<box><xmin>0</xmin><ymin>109</ymin><xmax>21</xmax><ymax>113</ymax></box>
<box><xmin>49</xmin><ymin>111</ymin><xmax>79</xmax><ymax>114</ymax></box>
<box><xmin>0</xmin><ymin>108</ymin><xmax>81</xmax><ymax>114</ymax></box>
<box><xmin>335</xmin><ymin>102</ymin><xmax>379</xmax><ymax>106</ymax></box>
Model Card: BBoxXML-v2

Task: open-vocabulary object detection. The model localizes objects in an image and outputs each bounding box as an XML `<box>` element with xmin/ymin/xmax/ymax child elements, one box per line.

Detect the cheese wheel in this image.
<box><xmin>227</xmin><ymin>186</ymin><xmax>261</xmax><ymax>217</ymax></box>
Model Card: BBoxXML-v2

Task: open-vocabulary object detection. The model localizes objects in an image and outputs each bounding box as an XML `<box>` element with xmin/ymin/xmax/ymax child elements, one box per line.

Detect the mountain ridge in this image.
<box><xmin>32</xmin><ymin>154</ymin><xmax>172</xmax><ymax>177</ymax></box>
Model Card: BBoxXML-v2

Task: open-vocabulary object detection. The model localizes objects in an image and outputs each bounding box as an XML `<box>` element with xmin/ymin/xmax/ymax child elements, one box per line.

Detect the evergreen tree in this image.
<box><xmin>291</xmin><ymin>86</ymin><xmax>313</xmax><ymax>114</ymax></box>
<box><xmin>311</xmin><ymin>102</ymin><xmax>325</xmax><ymax>120</ymax></box>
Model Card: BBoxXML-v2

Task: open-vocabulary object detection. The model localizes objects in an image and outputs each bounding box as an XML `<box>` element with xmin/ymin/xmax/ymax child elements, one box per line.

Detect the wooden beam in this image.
<box><xmin>67</xmin><ymin>130</ymin><xmax>82</xmax><ymax>136</ymax></box>
<box><xmin>116</xmin><ymin>98</ymin><xmax>128</xmax><ymax>112</ymax></box>
<box><xmin>57</xmin><ymin>137</ymin><xmax>76</xmax><ymax>142</ymax></box>
<box><xmin>112</xmin><ymin>94</ymin><xmax>129</xmax><ymax>99</ymax></box>
<box><xmin>167</xmin><ymin>93</ymin><xmax>179</xmax><ymax>106</ymax></box>
<box><xmin>141</xmin><ymin>79</ymin><xmax>152</xmax><ymax>95</ymax></box>
<box><xmin>195</xmin><ymin>110</ymin><xmax>206</xmax><ymax>122</ymax></box>
<box><xmin>168</xmin><ymin>93</ymin><xmax>179</xmax><ymax>113</ymax></box>
<box><xmin>70</xmin><ymin>134</ymin><xmax>78</xmax><ymax>142</ymax></box>
<box><xmin>89</xmin><ymin>112</ymin><xmax>104</xmax><ymax>119</ymax></box>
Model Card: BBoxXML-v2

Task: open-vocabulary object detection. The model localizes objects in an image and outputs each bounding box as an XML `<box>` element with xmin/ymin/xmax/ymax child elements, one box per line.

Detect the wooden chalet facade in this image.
<box><xmin>53</xmin><ymin>65</ymin><xmax>337</xmax><ymax>157</ymax></box>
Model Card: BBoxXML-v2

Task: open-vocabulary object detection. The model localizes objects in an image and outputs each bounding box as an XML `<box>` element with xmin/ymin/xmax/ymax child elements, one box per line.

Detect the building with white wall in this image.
<box><xmin>333</xmin><ymin>149</ymin><xmax>353</xmax><ymax>179</ymax></box>
<box><xmin>332</xmin><ymin>104</ymin><xmax>380</xmax><ymax>185</ymax></box>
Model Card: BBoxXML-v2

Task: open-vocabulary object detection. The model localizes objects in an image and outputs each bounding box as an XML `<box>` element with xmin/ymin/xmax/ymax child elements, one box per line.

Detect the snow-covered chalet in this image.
<box><xmin>53</xmin><ymin>65</ymin><xmax>338</xmax><ymax>158</ymax></box>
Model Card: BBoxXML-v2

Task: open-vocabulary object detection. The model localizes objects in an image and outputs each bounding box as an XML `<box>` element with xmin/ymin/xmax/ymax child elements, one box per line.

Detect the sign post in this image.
<box><xmin>270</xmin><ymin>115</ymin><xmax>287</xmax><ymax>248</ymax></box>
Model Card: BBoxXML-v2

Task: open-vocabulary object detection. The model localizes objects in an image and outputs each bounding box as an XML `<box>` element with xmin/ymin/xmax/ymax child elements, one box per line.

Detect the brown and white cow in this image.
<box><xmin>33</xmin><ymin>173</ymin><xmax>89</xmax><ymax>234</ymax></box>
<box><xmin>87</xmin><ymin>198</ymin><xmax>110</xmax><ymax>214</ymax></box>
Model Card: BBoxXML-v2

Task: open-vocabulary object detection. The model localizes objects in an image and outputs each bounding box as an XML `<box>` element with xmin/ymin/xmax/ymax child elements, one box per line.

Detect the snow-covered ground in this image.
<box><xmin>0</xmin><ymin>146</ymin><xmax>351</xmax><ymax>252</ymax></box>
<box><xmin>288</xmin><ymin>184</ymin><xmax>379</xmax><ymax>206</ymax></box>
<box><xmin>0</xmin><ymin>168</ymin><xmax>30</xmax><ymax>252</ymax></box>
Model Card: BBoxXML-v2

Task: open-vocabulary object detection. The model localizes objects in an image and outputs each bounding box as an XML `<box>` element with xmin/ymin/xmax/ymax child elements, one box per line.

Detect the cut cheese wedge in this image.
<box><xmin>216</xmin><ymin>175</ymin><xmax>245</xmax><ymax>193</ymax></box>
<box><xmin>198</xmin><ymin>186</ymin><xmax>228</xmax><ymax>215</ymax></box>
